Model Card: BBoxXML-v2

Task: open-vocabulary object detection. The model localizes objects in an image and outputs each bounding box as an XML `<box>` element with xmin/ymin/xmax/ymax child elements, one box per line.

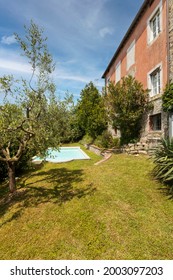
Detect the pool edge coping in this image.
<box><xmin>32</xmin><ymin>146</ymin><xmax>90</xmax><ymax>163</ymax></box>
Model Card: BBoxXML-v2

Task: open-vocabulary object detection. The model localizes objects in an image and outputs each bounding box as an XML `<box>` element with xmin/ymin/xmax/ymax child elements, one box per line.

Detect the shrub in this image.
<box><xmin>94</xmin><ymin>131</ymin><xmax>120</xmax><ymax>149</ymax></box>
<box><xmin>79</xmin><ymin>134</ymin><xmax>94</xmax><ymax>146</ymax></box>
<box><xmin>153</xmin><ymin>138</ymin><xmax>173</xmax><ymax>190</ymax></box>
<box><xmin>100</xmin><ymin>131</ymin><xmax>113</xmax><ymax>148</ymax></box>
<box><xmin>106</xmin><ymin>76</ymin><xmax>149</xmax><ymax>144</ymax></box>
<box><xmin>93</xmin><ymin>135</ymin><xmax>103</xmax><ymax>148</ymax></box>
<box><xmin>162</xmin><ymin>82</ymin><xmax>173</xmax><ymax>112</ymax></box>
<box><xmin>112</xmin><ymin>137</ymin><xmax>120</xmax><ymax>148</ymax></box>
<box><xmin>80</xmin><ymin>132</ymin><xmax>120</xmax><ymax>149</ymax></box>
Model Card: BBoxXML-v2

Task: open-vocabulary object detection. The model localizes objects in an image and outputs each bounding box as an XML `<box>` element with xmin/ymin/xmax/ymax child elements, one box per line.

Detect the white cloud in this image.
<box><xmin>54</xmin><ymin>61</ymin><xmax>102</xmax><ymax>85</ymax></box>
<box><xmin>0</xmin><ymin>48</ymin><xmax>31</xmax><ymax>74</ymax></box>
<box><xmin>56</xmin><ymin>73</ymin><xmax>90</xmax><ymax>84</ymax></box>
<box><xmin>0</xmin><ymin>58</ymin><xmax>31</xmax><ymax>74</ymax></box>
<box><xmin>99</xmin><ymin>27</ymin><xmax>114</xmax><ymax>38</ymax></box>
<box><xmin>1</xmin><ymin>35</ymin><xmax>16</xmax><ymax>45</ymax></box>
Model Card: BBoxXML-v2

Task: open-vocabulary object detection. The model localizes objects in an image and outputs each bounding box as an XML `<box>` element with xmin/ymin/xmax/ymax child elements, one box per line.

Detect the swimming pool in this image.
<box><xmin>32</xmin><ymin>147</ymin><xmax>90</xmax><ymax>163</ymax></box>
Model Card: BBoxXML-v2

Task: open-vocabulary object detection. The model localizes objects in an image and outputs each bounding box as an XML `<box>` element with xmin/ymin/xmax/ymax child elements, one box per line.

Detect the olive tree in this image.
<box><xmin>0</xmin><ymin>21</ymin><xmax>60</xmax><ymax>193</ymax></box>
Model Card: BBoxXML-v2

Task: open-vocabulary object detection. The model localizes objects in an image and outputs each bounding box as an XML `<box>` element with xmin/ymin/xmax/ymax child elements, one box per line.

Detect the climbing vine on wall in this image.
<box><xmin>162</xmin><ymin>82</ymin><xmax>173</xmax><ymax>112</ymax></box>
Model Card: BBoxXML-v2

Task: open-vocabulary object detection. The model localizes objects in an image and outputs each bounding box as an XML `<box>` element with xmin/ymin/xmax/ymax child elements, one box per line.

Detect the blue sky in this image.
<box><xmin>0</xmin><ymin>0</ymin><xmax>144</xmax><ymax>102</ymax></box>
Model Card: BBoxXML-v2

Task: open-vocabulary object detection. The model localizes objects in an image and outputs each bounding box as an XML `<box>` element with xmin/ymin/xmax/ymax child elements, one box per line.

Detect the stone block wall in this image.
<box><xmin>85</xmin><ymin>142</ymin><xmax>158</xmax><ymax>157</ymax></box>
<box><xmin>85</xmin><ymin>144</ymin><xmax>103</xmax><ymax>156</ymax></box>
<box><xmin>122</xmin><ymin>141</ymin><xmax>160</xmax><ymax>155</ymax></box>
<box><xmin>140</xmin><ymin>96</ymin><xmax>167</xmax><ymax>140</ymax></box>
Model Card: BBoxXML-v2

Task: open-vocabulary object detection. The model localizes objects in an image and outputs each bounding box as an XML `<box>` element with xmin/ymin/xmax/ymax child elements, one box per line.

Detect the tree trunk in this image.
<box><xmin>7</xmin><ymin>161</ymin><xmax>16</xmax><ymax>193</ymax></box>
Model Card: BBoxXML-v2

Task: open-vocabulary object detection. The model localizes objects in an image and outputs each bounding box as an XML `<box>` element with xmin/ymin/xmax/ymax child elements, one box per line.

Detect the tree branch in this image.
<box><xmin>20</xmin><ymin>125</ymin><xmax>35</xmax><ymax>137</ymax></box>
<box><xmin>29</xmin><ymin>69</ymin><xmax>37</xmax><ymax>93</ymax></box>
<box><xmin>6</xmin><ymin>142</ymin><xmax>11</xmax><ymax>156</ymax></box>
<box><xmin>13</xmin><ymin>136</ymin><xmax>31</xmax><ymax>161</ymax></box>
<box><xmin>1</xmin><ymin>148</ymin><xmax>10</xmax><ymax>160</ymax></box>
<box><xmin>0</xmin><ymin>156</ymin><xmax>7</xmax><ymax>162</ymax></box>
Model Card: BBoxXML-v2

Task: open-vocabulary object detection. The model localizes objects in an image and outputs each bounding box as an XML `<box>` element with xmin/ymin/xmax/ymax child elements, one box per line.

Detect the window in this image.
<box><xmin>149</xmin><ymin>113</ymin><xmax>161</xmax><ymax>131</ymax></box>
<box><xmin>126</xmin><ymin>40</ymin><xmax>135</xmax><ymax>70</ymax></box>
<box><xmin>148</xmin><ymin>4</ymin><xmax>162</xmax><ymax>44</ymax></box>
<box><xmin>115</xmin><ymin>61</ymin><xmax>121</xmax><ymax>83</ymax></box>
<box><xmin>150</xmin><ymin>10</ymin><xmax>160</xmax><ymax>40</ymax></box>
<box><xmin>148</xmin><ymin>66</ymin><xmax>161</xmax><ymax>97</ymax></box>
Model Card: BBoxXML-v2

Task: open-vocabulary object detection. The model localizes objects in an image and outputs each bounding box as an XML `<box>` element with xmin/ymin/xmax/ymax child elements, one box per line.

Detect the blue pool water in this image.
<box><xmin>32</xmin><ymin>147</ymin><xmax>90</xmax><ymax>163</ymax></box>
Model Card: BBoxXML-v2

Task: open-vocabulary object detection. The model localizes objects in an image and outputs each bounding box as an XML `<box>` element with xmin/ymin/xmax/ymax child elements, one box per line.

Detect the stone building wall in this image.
<box><xmin>104</xmin><ymin>0</ymin><xmax>171</xmax><ymax>144</ymax></box>
<box><xmin>122</xmin><ymin>142</ymin><xmax>159</xmax><ymax>155</ymax></box>
<box><xmin>140</xmin><ymin>96</ymin><xmax>168</xmax><ymax>142</ymax></box>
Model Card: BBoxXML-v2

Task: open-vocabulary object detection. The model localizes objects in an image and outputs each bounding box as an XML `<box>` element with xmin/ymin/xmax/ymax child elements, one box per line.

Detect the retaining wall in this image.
<box><xmin>85</xmin><ymin>141</ymin><xmax>158</xmax><ymax>157</ymax></box>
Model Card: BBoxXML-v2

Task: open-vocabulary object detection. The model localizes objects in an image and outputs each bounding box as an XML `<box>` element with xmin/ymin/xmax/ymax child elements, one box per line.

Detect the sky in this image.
<box><xmin>0</xmin><ymin>0</ymin><xmax>144</xmax><ymax>102</ymax></box>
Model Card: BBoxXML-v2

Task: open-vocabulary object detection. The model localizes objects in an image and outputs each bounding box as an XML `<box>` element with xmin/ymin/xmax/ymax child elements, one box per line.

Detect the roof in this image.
<box><xmin>102</xmin><ymin>0</ymin><xmax>154</xmax><ymax>78</ymax></box>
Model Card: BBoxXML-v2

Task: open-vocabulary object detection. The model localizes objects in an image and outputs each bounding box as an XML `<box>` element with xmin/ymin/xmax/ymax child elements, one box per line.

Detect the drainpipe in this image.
<box><xmin>166</xmin><ymin>0</ymin><xmax>170</xmax><ymax>83</ymax></box>
<box><xmin>165</xmin><ymin>0</ymin><xmax>170</xmax><ymax>139</ymax></box>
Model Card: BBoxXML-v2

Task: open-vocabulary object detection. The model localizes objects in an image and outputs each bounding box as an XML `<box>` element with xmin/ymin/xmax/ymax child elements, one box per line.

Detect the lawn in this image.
<box><xmin>0</xmin><ymin>145</ymin><xmax>173</xmax><ymax>260</ymax></box>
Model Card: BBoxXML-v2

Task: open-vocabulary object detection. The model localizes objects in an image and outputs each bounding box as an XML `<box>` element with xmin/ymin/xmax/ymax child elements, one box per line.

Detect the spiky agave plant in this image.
<box><xmin>153</xmin><ymin>138</ymin><xmax>173</xmax><ymax>187</ymax></box>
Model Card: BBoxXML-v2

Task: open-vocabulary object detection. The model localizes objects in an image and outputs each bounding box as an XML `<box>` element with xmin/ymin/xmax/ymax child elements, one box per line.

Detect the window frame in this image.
<box><xmin>148</xmin><ymin>64</ymin><xmax>162</xmax><ymax>97</ymax></box>
<box><xmin>149</xmin><ymin>113</ymin><xmax>162</xmax><ymax>131</ymax></box>
<box><xmin>115</xmin><ymin>61</ymin><xmax>121</xmax><ymax>83</ymax></box>
<box><xmin>150</xmin><ymin>9</ymin><xmax>161</xmax><ymax>39</ymax></box>
<box><xmin>147</xmin><ymin>1</ymin><xmax>162</xmax><ymax>44</ymax></box>
<box><xmin>126</xmin><ymin>40</ymin><xmax>135</xmax><ymax>70</ymax></box>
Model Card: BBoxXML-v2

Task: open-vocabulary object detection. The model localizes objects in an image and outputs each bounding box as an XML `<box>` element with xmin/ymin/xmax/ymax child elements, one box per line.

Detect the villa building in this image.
<box><xmin>102</xmin><ymin>0</ymin><xmax>173</xmax><ymax>143</ymax></box>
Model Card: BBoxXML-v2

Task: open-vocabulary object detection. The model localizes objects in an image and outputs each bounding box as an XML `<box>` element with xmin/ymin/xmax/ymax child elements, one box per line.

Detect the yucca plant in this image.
<box><xmin>153</xmin><ymin>138</ymin><xmax>173</xmax><ymax>188</ymax></box>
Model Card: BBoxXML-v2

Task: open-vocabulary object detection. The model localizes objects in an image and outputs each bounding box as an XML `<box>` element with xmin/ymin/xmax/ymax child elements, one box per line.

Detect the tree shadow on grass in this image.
<box><xmin>149</xmin><ymin>171</ymin><xmax>173</xmax><ymax>200</ymax></box>
<box><xmin>0</xmin><ymin>181</ymin><xmax>9</xmax><ymax>198</ymax></box>
<box><xmin>0</xmin><ymin>167</ymin><xmax>96</xmax><ymax>226</ymax></box>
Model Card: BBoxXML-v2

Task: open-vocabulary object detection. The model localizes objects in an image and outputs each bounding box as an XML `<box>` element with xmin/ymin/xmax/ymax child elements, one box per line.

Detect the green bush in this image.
<box><xmin>100</xmin><ymin>131</ymin><xmax>113</xmax><ymax>148</ymax></box>
<box><xmin>93</xmin><ymin>135</ymin><xmax>103</xmax><ymax>148</ymax></box>
<box><xmin>94</xmin><ymin>131</ymin><xmax>120</xmax><ymax>149</ymax></box>
<box><xmin>106</xmin><ymin>76</ymin><xmax>149</xmax><ymax>144</ymax></box>
<box><xmin>162</xmin><ymin>82</ymin><xmax>173</xmax><ymax>112</ymax></box>
<box><xmin>80</xmin><ymin>132</ymin><xmax>120</xmax><ymax>149</ymax></box>
<box><xmin>153</xmin><ymin>138</ymin><xmax>173</xmax><ymax>190</ymax></box>
<box><xmin>112</xmin><ymin>137</ymin><xmax>120</xmax><ymax>148</ymax></box>
<box><xmin>79</xmin><ymin>134</ymin><xmax>94</xmax><ymax>146</ymax></box>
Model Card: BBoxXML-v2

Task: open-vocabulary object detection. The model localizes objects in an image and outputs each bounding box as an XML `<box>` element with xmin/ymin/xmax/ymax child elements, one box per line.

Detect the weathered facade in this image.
<box><xmin>102</xmin><ymin>0</ymin><xmax>173</xmax><ymax>142</ymax></box>
<box><xmin>169</xmin><ymin>0</ymin><xmax>173</xmax><ymax>80</ymax></box>
<box><xmin>168</xmin><ymin>0</ymin><xmax>173</xmax><ymax>139</ymax></box>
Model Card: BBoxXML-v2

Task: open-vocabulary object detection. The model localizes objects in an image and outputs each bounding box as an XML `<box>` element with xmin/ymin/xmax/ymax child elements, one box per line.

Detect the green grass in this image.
<box><xmin>0</xmin><ymin>145</ymin><xmax>173</xmax><ymax>260</ymax></box>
